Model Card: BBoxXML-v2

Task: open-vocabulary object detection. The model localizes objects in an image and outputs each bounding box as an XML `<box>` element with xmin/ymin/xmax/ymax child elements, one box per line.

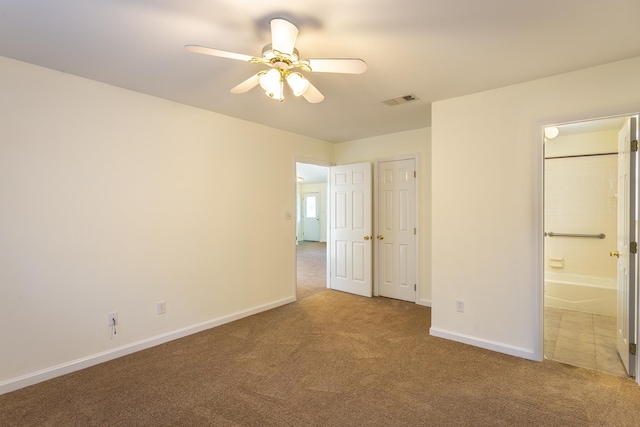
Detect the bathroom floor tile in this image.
<box><xmin>545</xmin><ymin>327</ymin><xmax>559</xmax><ymax>341</ymax></box>
<box><xmin>594</xmin><ymin>334</ymin><xmax>616</xmax><ymax>349</ymax></box>
<box><xmin>595</xmin><ymin>349</ymin><xmax>628</xmax><ymax>377</ymax></box>
<box><xmin>544</xmin><ymin>344</ymin><xmax>555</xmax><ymax>360</ymax></box>
<box><xmin>545</xmin><ymin>307</ymin><xmax>562</xmax><ymax>319</ymax></box>
<box><xmin>560</xmin><ymin>315</ymin><xmax>593</xmax><ymax>331</ymax></box>
<box><xmin>559</xmin><ymin>318</ymin><xmax>594</xmax><ymax>334</ymax></box>
<box><xmin>593</xmin><ymin>314</ymin><xmax>616</xmax><ymax>326</ymax></box>
<box><xmin>544</xmin><ymin>336</ymin><xmax>558</xmax><ymax>354</ymax></box>
<box><xmin>556</xmin><ymin>327</ymin><xmax>594</xmax><ymax>344</ymax></box>
<box><xmin>561</xmin><ymin>310</ymin><xmax>593</xmax><ymax>322</ymax></box>
<box><xmin>544</xmin><ymin>307</ymin><xmax>626</xmax><ymax>378</ymax></box>
<box><xmin>593</xmin><ymin>314</ymin><xmax>616</xmax><ymax>337</ymax></box>
<box><xmin>554</xmin><ymin>336</ymin><xmax>595</xmax><ymax>353</ymax></box>
<box><xmin>593</xmin><ymin>322</ymin><xmax>616</xmax><ymax>338</ymax></box>
<box><xmin>552</xmin><ymin>345</ymin><xmax>597</xmax><ymax>370</ymax></box>
<box><xmin>545</xmin><ymin>315</ymin><xmax>561</xmax><ymax>329</ymax></box>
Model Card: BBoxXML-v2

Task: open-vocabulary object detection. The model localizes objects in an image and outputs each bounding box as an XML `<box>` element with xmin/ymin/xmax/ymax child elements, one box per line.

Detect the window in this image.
<box><xmin>305</xmin><ymin>195</ymin><xmax>317</xmax><ymax>218</ymax></box>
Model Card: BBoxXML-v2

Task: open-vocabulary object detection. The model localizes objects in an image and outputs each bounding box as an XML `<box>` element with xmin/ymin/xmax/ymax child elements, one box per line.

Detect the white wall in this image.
<box><xmin>0</xmin><ymin>56</ymin><xmax>334</xmax><ymax>393</ymax></box>
<box><xmin>546</xmin><ymin>129</ymin><xmax>618</xmax><ymax>157</ymax></box>
<box><xmin>334</xmin><ymin>128</ymin><xmax>432</xmax><ymax>305</ymax></box>
<box><xmin>430</xmin><ymin>56</ymin><xmax>640</xmax><ymax>361</ymax></box>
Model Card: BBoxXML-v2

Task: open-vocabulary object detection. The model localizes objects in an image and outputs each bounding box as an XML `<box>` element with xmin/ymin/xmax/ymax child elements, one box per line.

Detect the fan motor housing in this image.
<box><xmin>262</xmin><ymin>43</ymin><xmax>300</xmax><ymax>64</ymax></box>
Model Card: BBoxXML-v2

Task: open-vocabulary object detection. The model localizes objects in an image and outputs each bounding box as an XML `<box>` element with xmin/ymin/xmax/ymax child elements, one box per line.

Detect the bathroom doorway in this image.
<box><xmin>543</xmin><ymin>115</ymin><xmax>637</xmax><ymax>377</ymax></box>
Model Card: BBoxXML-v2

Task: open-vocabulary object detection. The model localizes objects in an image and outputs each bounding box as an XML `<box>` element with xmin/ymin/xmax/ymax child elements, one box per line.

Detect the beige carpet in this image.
<box><xmin>296</xmin><ymin>241</ymin><xmax>327</xmax><ymax>300</ymax></box>
<box><xmin>2</xmin><ymin>242</ymin><xmax>640</xmax><ymax>426</ymax></box>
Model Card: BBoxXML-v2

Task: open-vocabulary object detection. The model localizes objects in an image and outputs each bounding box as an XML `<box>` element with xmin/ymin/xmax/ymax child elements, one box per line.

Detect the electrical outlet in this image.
<box><xmin>157</xmin><ymin>301</ymin><xmax>166</xmax><ymax>315</ymax></box>
<box><xmin>108</xmin><ymin>311</ymin><xmax>118</xmax><ymax>326</ymax></box>
<box><xmin>456</xmin><ymin>300</ymin><xmax>464</xmax><ymax>313</ymax></box>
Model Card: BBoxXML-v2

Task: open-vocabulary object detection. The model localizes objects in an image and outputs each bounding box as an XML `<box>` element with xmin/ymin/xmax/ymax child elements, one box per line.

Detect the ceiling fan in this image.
<box><xmin>185</xmin><ymin>18</ymin><xmax>367</xmax><ymax>103</ymax></box>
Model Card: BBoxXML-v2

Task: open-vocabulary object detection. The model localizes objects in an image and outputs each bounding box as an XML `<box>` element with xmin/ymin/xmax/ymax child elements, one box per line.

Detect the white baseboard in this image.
<box><xmin>417</xmin><ymin>298</ymin><xmax>432</xmax><ymax>307</ymax></box>
<box><xmin>429</xmin><ymin>327</ymin><xmax>536</xmax><ymax>361</ymax></box>
<box><xmin>0</xmin><ymin>296</ymin><xmax>296</xmax><ymax>396</ymax></box>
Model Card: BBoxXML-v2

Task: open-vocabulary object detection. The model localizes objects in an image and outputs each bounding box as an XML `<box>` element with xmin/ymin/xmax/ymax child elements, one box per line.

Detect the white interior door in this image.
<box><xmin>377</xmin><ymin>159</ymin><xmax>417</xmax><ymax>301</ymax></box>
<box><xmin>302</xmin><ymin>192</ymin><xmax>320</xmax><ymax>242</ymax></box>
<box><xmin>615</xmin><ymin>116</ymin><xmax>637</xmax><ymax>376</ymax></box>
<box><xmin>329</xmin><ymin>162</ymin><xmax>372</xmax><ymax>297</ymax></box>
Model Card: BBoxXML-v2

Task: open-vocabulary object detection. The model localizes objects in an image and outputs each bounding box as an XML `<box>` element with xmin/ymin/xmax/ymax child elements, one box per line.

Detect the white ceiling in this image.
<box><xmin>296</xmin><ymin>162</ymin><xmax>328</xmax><ymax>184</ymax></box>
<box><xmin>1</xmin><ymin>0</ymin><xmax>639</xmax><ymax>143</ymax></box>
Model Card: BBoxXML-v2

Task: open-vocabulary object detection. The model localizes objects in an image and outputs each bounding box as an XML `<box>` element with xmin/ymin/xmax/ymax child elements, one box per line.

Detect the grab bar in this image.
<box><xmin>545</xmin><ymin>232</ymin><xmax>605</xmax><ymax>239</ymax></box>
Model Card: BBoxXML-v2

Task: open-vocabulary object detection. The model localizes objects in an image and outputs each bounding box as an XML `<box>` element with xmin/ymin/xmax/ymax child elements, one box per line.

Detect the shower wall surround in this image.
<box><xmin>544</xmin><ymin>152</ymin><xmax>618</xmax><ymax>280</ymax></box>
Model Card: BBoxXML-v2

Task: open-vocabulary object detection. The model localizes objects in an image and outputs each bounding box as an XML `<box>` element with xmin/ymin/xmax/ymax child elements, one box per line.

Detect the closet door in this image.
<box><xmin>329</xmin><ymin>162</ymin><xmax>372</xmax><ymax>297</ymax></box>
<box><xmin>377</xmin><ymin>159</ymin><xmax>417</xmax><ymax>302</ymax></box>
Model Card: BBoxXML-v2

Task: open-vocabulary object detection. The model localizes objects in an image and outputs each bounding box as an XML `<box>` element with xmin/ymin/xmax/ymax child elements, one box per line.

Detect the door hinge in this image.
<box><xmin>632</xmin><ymin>140</ymin><xmax>638</xmax><ymax>152</ymax></box>
<box><xmin>414</xmin><ymin>284</ymin><xmax>416</xmax><ymax>291</ymax></box>
<box><xmin>631</xmin><ymin>343</ymin><xmax>637</xmax><ymax>356</ymax></box>
<box><xmin>413</xmin><ymin>171</ymin><xmax>416</xmax><ymax>178</ymax></box>
<box><xmin>631</xmin><ymin>242</ymin><xmax>638</xmax><ymax>254</ymax></box>
<box><xmin>414</xmin><ymin>228</ymin><xmax>417</xmax><ymax>235</ymax></box>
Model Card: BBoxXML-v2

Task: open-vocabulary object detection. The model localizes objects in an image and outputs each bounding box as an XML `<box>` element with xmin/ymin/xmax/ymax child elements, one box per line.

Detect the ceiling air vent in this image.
<box><xmin>382</xmin><ymin>94</ymin><xmax>419</xmax><ymax>107</ymax></box>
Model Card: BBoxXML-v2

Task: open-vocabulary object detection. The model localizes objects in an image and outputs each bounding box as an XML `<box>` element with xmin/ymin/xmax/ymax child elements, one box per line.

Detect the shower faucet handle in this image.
<box><xmin>610</xmin><ymin>251</ymin><xmax>620</xmax><ymax>258</ymax></box>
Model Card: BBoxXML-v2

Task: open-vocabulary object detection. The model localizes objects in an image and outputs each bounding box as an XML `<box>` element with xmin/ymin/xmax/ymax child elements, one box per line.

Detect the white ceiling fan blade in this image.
<box><xmin>307</xmin><ymin>58</ymin><xmax>367</xmax><ymax>74</ymax></box>
<box><xmin>230</xmin><ymin>73</ymin><xmax>262</xmax><ymax>94</ymax></box>
<box><xmin>270</xmin><ymin>18</ymin><xmax>298</xmax><ymax>55</ymax></box>
<box><xmin>302</xmin><ymin>81</ymin><xmax>324</xmax><ymax>104</ymax></box>
<box><xmin>185</xmin><ymin>45</ymin><xmax>255</xmax><ymax>62</ymax></box>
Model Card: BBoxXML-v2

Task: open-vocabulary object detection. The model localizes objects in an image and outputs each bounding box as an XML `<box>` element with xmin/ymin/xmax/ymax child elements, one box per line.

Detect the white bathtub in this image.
<box><xmin>544</xmin><ymin>272</ymin><xmax>617</xmax><ymax>316</ymax></box>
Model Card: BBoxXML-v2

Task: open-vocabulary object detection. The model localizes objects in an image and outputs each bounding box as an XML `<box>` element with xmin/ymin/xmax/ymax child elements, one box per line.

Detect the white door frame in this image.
<box><xmin>294</xmin><ymin>156</ymin><xmax>420</xmax><ymax>303</ymax></box>
<box><xmin>536</xmin><ymin>108</ymin><xmax>640</xmax><ymax>385</ymax></box>
<box><xmin>373</xmin><ymin>155</ymin><xmax>420</xmax><ymax>303</ymax></box>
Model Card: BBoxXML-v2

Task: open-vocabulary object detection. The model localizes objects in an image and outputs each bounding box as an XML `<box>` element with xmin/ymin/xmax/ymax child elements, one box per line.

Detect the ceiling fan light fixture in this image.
<box><xmin>286</xmin><ymin>72</ymin><xmax>310</xmax><ymax>96</ymax></box>
<box><xmin>259</xmin><ymin>68</ymin><xmax>284</xmax><ymax>101</ymax></box>
<box><xmin>186</xmin><ymin>17</ymin><xmax>366</xmax><ymax>104</ymax></box>
<box><xmin>264</xmin><ymin>82</ymin><xmax>284</xmax><ymax>101</ymax></box>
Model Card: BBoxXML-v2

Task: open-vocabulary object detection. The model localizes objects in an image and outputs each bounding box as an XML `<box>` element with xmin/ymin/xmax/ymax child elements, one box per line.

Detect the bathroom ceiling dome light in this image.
<box><xmin>544</xmin><ymin>126</ymin><xmax>560</xmax><ymax>139</ymax></box>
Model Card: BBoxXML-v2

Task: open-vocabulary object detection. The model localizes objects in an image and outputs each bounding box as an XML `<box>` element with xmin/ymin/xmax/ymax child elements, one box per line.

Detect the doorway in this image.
<box><xmin>295</xmin><ymin>159</ymin><xmax>420</xmax><ymax>302</ymax></box>
<box><xmin>543</xmin><ymin>115</ymin><xmax>637</xmax><ymax>377</ymax></box>
<box><xmin>296</xmin><ymin>162</ymin><xmax>328</xmax><ymax>299</ymax></box>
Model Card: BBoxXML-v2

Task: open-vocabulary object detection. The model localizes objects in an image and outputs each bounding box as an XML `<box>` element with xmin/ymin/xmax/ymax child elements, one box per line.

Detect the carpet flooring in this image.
<box><xmin>296</xmin><ymin>241</ymin><xmax>327</xmax><ymax>300</ymax></box>
<box><xmin>1</xmin><ymin>242</ymin><xmax>640</xmax><ymax>426</ymax></box>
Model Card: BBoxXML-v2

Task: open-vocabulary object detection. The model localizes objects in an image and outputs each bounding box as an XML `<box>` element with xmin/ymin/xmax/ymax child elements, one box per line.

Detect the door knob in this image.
<box><xmin>364</xmin><ymin>235</ymin><xmax>371</xmax><ymax>240</ymax></box>
<box><xmin>610</xmin><ymin>251</ymin><xmax>620</xmax><ymax>258</ymax></box>
<box><xmin>377</xmin><ymin>235</ymin><xmax>384</xmax><ymax>240</ymax></box>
